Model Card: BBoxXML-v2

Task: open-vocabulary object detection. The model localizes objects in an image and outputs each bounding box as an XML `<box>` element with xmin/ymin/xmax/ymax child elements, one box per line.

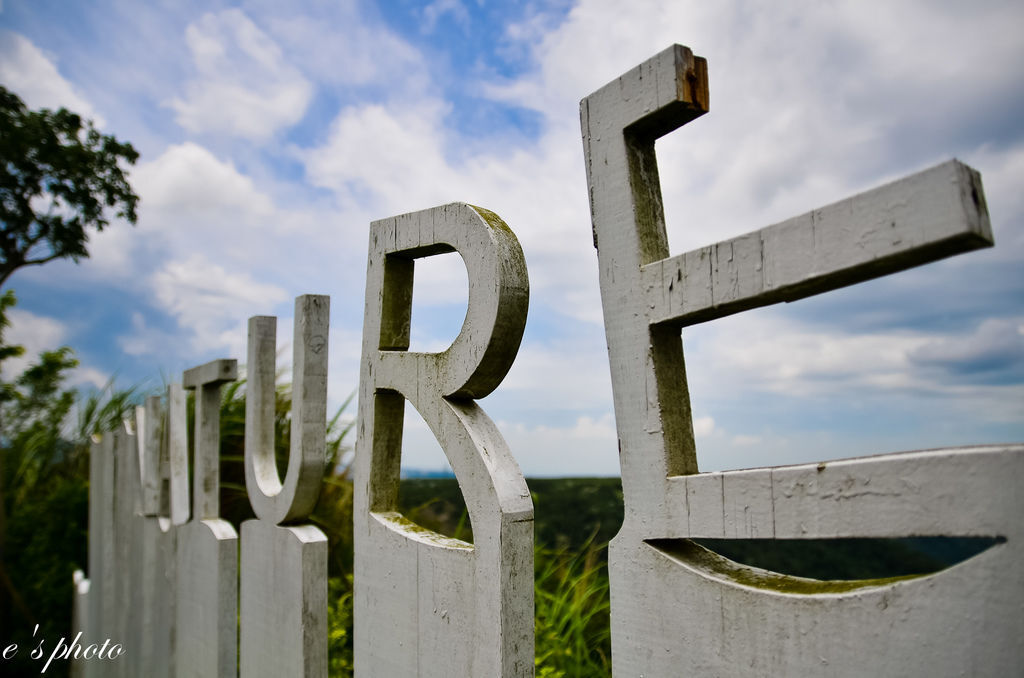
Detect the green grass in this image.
<box><xmin>396</xmin><ymin>477</ymin><xmax>618</xmax><ymax>677</ymax></box>
<box><xmin>323</xmin><ymin>543</ymin><xmax>614</xmax><ymax>678</ymax></box>
<box><xmin>534</xmin><ymin>542</ymin><xmax>612</xmax><ymax>677</ymax></box>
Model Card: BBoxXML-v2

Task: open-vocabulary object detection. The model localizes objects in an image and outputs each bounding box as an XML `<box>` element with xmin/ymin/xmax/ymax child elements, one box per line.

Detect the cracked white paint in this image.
<box><xmin>582</xmin><ymin>43</ymin><xmax>1023</xmax><ymax>676</ymax></box>
<box><xmin>354</xmin><ymin>202</ymin><xmax>533</xmax><ymax>677</ymax></box>
<box><xmin>240</xmin><ymin>296</ymin><xmax>329</xmax><ymax>678</ymax></box>
<box><xmin>177</xmin><ymin>359</ymin><xmax>239</xmax><ymax>678</ymax></box>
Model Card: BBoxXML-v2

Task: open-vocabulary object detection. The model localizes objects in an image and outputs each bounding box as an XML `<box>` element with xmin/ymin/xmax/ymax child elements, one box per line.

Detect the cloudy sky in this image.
<box><xmin>1</xmin><ymin>0</ymin><xmax>1021</xmax><ymax>476</ymax></box>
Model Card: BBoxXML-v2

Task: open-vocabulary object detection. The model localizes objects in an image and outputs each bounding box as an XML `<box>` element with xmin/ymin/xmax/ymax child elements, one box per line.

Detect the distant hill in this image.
<box><xmin>398</xmin><ymin>477</ymin><xmax>999</xmax><ymax>579</ymax></box>
<box><xmin>398</xmin><ymin>476</ymin><xmax>625</xmax><ymax>549</ymax></box>
<box><xmin>401</xmin><ymin>468</ymin><xmax>456</xmax><ymax>479</ymax></box>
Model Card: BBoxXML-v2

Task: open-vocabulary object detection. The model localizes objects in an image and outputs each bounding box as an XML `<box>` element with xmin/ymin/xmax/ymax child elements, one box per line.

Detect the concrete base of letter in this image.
<box><xmin>175</xmin><ymin>519</ymin><xmax>238</xmax><ymax>678</ymax></box>
<box><xmin>240</xmin><ymin>520</ymin><xmax>328</xmax><ymax>678</ymax></box>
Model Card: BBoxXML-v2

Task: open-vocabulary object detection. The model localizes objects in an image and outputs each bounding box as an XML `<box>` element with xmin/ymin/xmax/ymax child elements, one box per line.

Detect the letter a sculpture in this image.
<box><xmin>581</xmin><ymin>44</ymin><xmax>1024</xmax><ymax>676</ymax></box>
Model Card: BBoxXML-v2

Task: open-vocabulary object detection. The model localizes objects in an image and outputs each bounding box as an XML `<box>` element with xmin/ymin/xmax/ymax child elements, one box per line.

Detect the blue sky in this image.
<box><xmin>1</xmin><ymin>0</ymin><xmax>1021</xmax><ymax>476</ymax></box>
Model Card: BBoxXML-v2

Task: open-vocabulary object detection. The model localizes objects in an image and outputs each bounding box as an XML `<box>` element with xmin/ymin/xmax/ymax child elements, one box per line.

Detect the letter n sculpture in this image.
<box><xmin>354</xmin><ymin>203</ymin><xmax>534</xmax><ymax>677</ymax></box>
<box><xmin>581</xmin><ymin>44</ymin><xmax>1024</xmax><ymax>675</ymax></box>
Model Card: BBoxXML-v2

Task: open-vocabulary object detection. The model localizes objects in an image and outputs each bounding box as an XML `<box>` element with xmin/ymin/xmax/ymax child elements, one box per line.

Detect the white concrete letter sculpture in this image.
<box><xmin>581</xmin><ymin>44</ymin><xmax>1024</xmax><ymax>675</ymax></box>
<box><xmin>177</xmin><ymin>359</ymin><xmax>239</xmax><ymax>677</ymax></box>
<box><xmin>127</xmin><ymin>396</ymin><xmax>177</xmax><ymax>678</ymax></box>
<box><xmin>77</xmin><ymin>388</ymin><xmax>185</xmax><ymax>678</ymax></box>
<box><xmin>354</xmin><ymin>203</ymin><xmax>534</xmax><ymax>677</ymax></box>
<box><xmin>240</xmin><ymin>295</ymin><xmax>329</xmax><ymax>678</ymax></box>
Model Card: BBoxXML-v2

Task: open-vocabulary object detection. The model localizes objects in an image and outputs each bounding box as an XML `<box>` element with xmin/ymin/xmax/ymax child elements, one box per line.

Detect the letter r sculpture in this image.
<box><xmin>354</xmin><ymin>203</ymin><xmax>534</xmax><ymax>677</ymax></box>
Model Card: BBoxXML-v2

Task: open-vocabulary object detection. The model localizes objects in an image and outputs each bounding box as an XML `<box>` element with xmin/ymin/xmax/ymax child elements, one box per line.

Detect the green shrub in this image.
<box><xmin>534</xmin><ymin>541</ymin><xmax>612</xmax><ymax>678</ymax></box>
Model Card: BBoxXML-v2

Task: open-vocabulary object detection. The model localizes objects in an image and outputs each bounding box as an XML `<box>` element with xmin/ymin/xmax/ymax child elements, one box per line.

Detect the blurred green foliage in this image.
<box><xmin>0</xmin><ymin>291</ymin><xmax>143</xmax><ymax>678</ymax></box>
<box><xmin>0</xmin><ymin>85</ymin><xmax>139</xmax><ymax>288</ymax></box>
<box><xmin>397</xmin><ymin>477</ymin><xmax>619</xmax><ymax>677</ymax></box>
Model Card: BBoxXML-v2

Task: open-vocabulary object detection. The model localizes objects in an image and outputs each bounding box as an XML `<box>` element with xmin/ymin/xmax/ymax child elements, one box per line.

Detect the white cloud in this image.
<box><xmin>169</xmin><ymin>9</ymin><xmax>313</xmax><ymax>140</ymax></box>
<box><xmin>293</xmin><ymin>0</ymin><xmax>1024</xmax><ymax>476</ymax></box>
<box><xmin>147</xmin><ymin>254</ymin><xmax>288</xmax><ymax>356</ymax></box>
<box><xmin>113</xmin><ymin>139</ymin><xmax>370</xmax><ymax>380</ymax></box>
<box><xmin>686</xmin><ymin>309</ymin><xmax>932</xmax><ymax>400</ymax></box>
<box><xmin>69</xmin><ymin>366</ymin><xmax>109</xmax><ymax>390</ymax></box>
<box><xmin>909</xmin><ymin>317</ymin><xmax>1024</xmax><ymax>376</ymax></box>
<box><xmin>118</xmin><ymin>313</ymin><xmax>168</xmax><ymax>358</ymax></box>
<box><xmin>693</xmin><ymin>416</ymin><xmax>715</xmax><ymax>437</ymax></box>
<box><xmin>422</xmin><ymin>0</ymin><xmax>470</xmax><ymax>33</ymax></box>
<box><xmin>695</xmin><ymin>314</ymin><xmax>930</xmax><ymax>396</ymax></box>
<box><xmin>9</xmin><ymin>0</ymin><xmax>1022</xmax><ymax>478</ymax></box>
<box><xmin>300</xmin><ymin>96</ymin><xmax>594</xmax><ymax>325</ymax></box>
<box><xmin>499</xmin><ymin>337</ymin><xmax>613</xmax><ymax>413</ymax></box>
<box><xmin>483</xmin><ymin>0</ymin><xmax>1024</xmax><ymax>256</ymax></box>
<box><xmin>0</xmin><ymin>31</ymin><xmax>102</xmax><ymax>123</ymax></box>
<box><xmin>396</xmin><ymin>408</ymin><xmax>447</xmax><ymax>471</ymax></box>
<box><xmin>3</xmin><ymin>308</ymin><xmax>67</xmax><ymax>378</ymax></box>
<box><xmin>3</xmin><ymin>308</ymin><xmax>108</xmax><ymax>389</ymax></box>
<box><xmin>699</xmin><ymin>430</ymin><xmax>862</xmax><ymax>473</ymax></box>
<box><xmin>134</xmin><ymin>142</ymin><xmax>273</xmax><ymax>217</ymax></box>
<box><xmin>78</xmin><ymin>218</ymin><xmax>138</xmax><ymax>280</ymax></box>
<box><xmin>410</xmin><ymin>250</ymin><xmax>468</xmax><ymax>309</ymax></box>
<box><xmin>499</xmin><ymin>414</ymin><xmax>619</xmax><ymax>476</ymax></box>
<box><xmin>304</xmin><ymin>101</ymin><xmax>459</xmax><ymax>210</ymax></box>
<box><xmin>501</xmin><ymin>411</ymin><xmax>714</xmax><ymax>476</ymax></box>
<box><xmin>683</xmin><ymin>308</ymin><xmax>1024</xmax><ymax>428</ymax></box>
<box><xmin>265</xmin><ymin>3</ymin><xmax>427</xmax><ymax>90</ymax></box>
<box><xmin>299</xmin><ymin>0</ymin><xmax>1024</xmax><ymax>354</ymax></box>
<box><xmin>71</xmin><ymin>142</ymin><xmax>277</xmax><ymax>286</ymax></box>
<box><xmin>392</xmin><ymin>404</ymin><xmax>619</xmax><ymax>477</ymax></box>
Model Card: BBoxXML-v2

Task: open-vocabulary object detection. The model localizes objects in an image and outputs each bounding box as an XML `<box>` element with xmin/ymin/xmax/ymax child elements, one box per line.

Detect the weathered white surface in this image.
<box><xmin>581</xmin><ymin>44</ymin><xmax>710</xmax><ymax>497</ymax></box>
<box><xmin>244</xmin><ymin>295</ymin><xmax>329</xmax><ymax>524</ymax></box>
<box><xmin>642</xmin><ymin>159</ymin><xmax>992</xmax><ymax>327</ymax></box>
<box><xmin>166</xmin><ymin>382</ymin><xmax>190</xmax><ymax>526</ymax></box>
<box><xmin>78</xmin><ymin>424</ymin><xmax>137</xmax><ymax>678</ymax></box>
<box><xmin>625</xmin><ymin>446</ymin><xmax>1024</xmax><ymax>676</ymax></box>
<box><xmin>240</xmin><ymin>521</ymin><xmax>327</xmax><ymax>678</ymax></box>
<box><xmin>78</xmin><ymin>421</ymin><xmax>177</xmax><ymax>678</ymax></box>
<box><xmin>86</xmin><ymin>432</ymin><xmax>116</xmax><ymax>665</ymax></box>
<box><xmin>137</xmin><ymin>396</ymin><xmax>163</xmax><ymax>515</ymax></box>
<box><xmin>112</xmin><ymin>422</ymin><xmax>136</xmax><ymax>678</ymax></box>
<box><xmin>133</xmin><ymin>516</ymin><xmax>176</xmax><ymax>678</ymax></box>
<box><xmin>182</xmin><ymin>359</ymin><xmax>236</xmax><ymax>519</ymax></box>
<box><xmin>70</xmin><ymin>570</ymin><xmax>89</xmax><ymax>678</ymax></box>
<box><xmin>354</xmin><ymin>202</ymin><xmax>534</xmax><ymax>677</ymax></box>
<box><xmin>240</xmin><ymin>296</ymin><xmax>329</xmax><ymax>678</ymax></box>
<box><xmin>175</xmin><ymin>519</ymin><xmax>238</xmax><ymax>677</ymax></box>
<box><xmin>133</xmin><ymin>399</ymin><xmax>177</xmax><ymax>678</ymax></box>
<box><xmin>82</xmin><ymin>435</ymin><xmax>100</xmax><ymax>675</ymax></box>
<box><xmin>177</xmin><ymin>359</ymin><xmax>238</xmax><ymax>678</ymax></box>
<box><xmin>581</xmin><ymin>43</ymin><xmax>1018</xmax><ymax>676</ymax></box>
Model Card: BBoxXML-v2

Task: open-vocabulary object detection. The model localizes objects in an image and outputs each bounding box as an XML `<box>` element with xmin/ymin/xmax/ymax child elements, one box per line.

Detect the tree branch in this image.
<box><xmin>21</xmin><ymin>252</ymin><xmax>63</xmax><ymax>269</ymax></box>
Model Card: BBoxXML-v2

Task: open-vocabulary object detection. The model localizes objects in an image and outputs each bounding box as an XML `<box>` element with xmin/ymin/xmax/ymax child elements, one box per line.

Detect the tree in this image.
<box><xmin>0</xmin><ymin>85</ymin><xmax>139</xmax><ymax>288</ymax></box>
<box><xmin>0</xmin><ymin>289</ymin><xmax>142</xmax><ymax>678</ymax></box>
